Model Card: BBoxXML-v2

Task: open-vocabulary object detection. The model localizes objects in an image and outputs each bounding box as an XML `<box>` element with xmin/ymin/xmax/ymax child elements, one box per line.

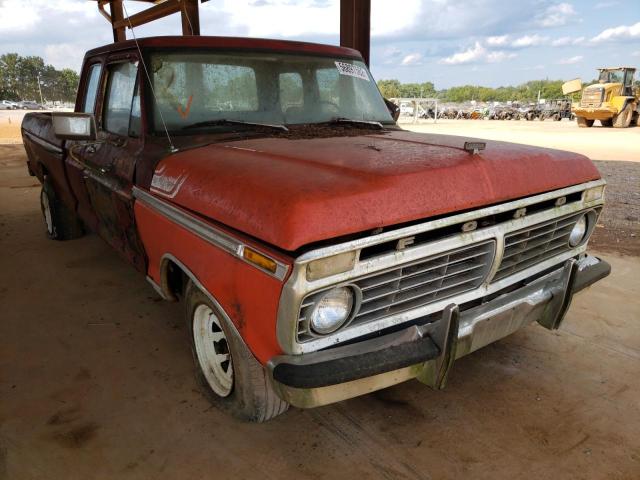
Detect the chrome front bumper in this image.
<box><xmin>268</xmin><ymin>255</ymin><xmax>610</xmax><ymax>408</ymax></box>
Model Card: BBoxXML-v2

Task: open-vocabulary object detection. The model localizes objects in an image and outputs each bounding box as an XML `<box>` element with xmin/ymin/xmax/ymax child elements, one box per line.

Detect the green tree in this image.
<box><xmin>0</xmin><ymin>52</ymin><xmax>79</xmax><ymax>102</ymax></box>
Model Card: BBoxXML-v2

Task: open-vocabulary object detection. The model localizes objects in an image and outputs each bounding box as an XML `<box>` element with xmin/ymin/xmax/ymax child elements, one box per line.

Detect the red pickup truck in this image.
<box><xmin>22</xmin><ymin>36</ymin><xmax>610</xmax><ymax>422</ymax></box>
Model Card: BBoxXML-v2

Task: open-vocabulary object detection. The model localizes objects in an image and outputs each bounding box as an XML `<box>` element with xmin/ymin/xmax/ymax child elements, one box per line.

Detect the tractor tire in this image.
<box><xmin>613</xmin><ymin>104</ymin><xmax>633</xmax><ymax>128</ymax></box>
<box><xmin>40</xmin><ymin>178</ymin><xmax>84</xmax><ymax>240</ymax></box>
<box><xmin>553</xmin><ymin>113</ymin><xmax>561</xmax><ymax>121</ymax></box>
<box><xmin>601</xmin><ymin>119</ymin><xmax>613</xmax><ymax>127</ymax></box>
<box><xmin>185</xmin><ymin>280</ymin><xmax>289</xmax><ymax>422</ymax></box>
<box><xmin>576</xmin><ymin>117</ymin><xmax>594</xmax><ymax>128</ymax></box>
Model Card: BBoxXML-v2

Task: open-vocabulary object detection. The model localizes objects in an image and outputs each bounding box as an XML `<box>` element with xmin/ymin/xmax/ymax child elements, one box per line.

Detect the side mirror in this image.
<box><xmin>52</xmin><ymin>112</ymin><xmax>96</xmax><ymax>141</ymax></box>
<box><xmin>384</xmin><ymin>98</ymin><xmax>400</xmax><ymax>122</ymax></box>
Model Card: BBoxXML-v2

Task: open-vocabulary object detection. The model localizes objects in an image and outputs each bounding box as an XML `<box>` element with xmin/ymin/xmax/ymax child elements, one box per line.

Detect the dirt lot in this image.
<box><xmin>1</xmin><ymin>126</ymin><xmax>640</xmax><ymax>479</ymax></box>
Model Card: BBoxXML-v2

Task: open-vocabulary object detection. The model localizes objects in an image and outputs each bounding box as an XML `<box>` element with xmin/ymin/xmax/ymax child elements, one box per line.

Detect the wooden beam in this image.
<box><xmin>181</xmin><ymin>0</ymin><xmax>200</xmax><ymax>35</ymax></box>
<box><xmin>109</xmin><ymin>0</ymin><xmax>127</xmax><ymax>42</ymax></box>
<box><xmin>340</xmin><ymin>0</ymin><xmax>371</xmax><ymax>66</ymax></box>
<box><xmin>112</xmin><ymin>0</ymin><xmax>182</xmax><ymax>30</ymax></box>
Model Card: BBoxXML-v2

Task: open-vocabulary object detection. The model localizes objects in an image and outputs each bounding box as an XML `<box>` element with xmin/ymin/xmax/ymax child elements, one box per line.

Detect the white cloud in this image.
<box><xmin>440</xmin><ymin>42</ymin><xmax>515</xmax><ymax>65</ymax></box>
<box><xmin>594</xmin><ymin>1</ymin><xmax>619</xmax><ymax>8</ymax></box>
<box><xmin>486</xmin><ymin>35</ymin><xmax>509</xmax><ymax>47</ymax></box>
<box><xmin>0</xmin><ymin>0</ymin><xmax>40</xmax><ymax>33</ymax></box>
<box><xmin>400</xmin><ymin>53</ymin><xmax>423</xmax><ymax>66</ymax></box>
<box><xmin>512</xmin><ymin>34</ymin><xmax>550</xmax><ymax>47</ymax></box>
<box><xmin>591</xmin><ymin>21</ymin><xmax>640</xmax><ymax>43</ymax></box>
<box><xmin>537</xmin><ymin>2</ymin><xmax>577</xmax><ymax>28</ymax></box>
<box><xmin>557</xmin><ymin>55</ymin><xmax>583</xmax><ymax>64</ymax></box>
<box><xmin>551</xmin><ymin>36</ymin><xmax>585</xmax><ymax>46</ymax></box>
<box><xmin>44</xmin><ymin>44</ymin><xmax>84</xmax><ymax>71</ymax></box>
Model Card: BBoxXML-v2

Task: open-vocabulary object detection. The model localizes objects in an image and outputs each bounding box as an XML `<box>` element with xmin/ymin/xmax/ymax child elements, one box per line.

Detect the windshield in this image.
<box><xmin>148</xmin><ymin>50</ymin><xmax>393</xmax><ymax>133</ymax></box>
<box><xmin>598</xmin><ymin>69</ymin><xmax>624</xmax><ymax>83</ymax></box>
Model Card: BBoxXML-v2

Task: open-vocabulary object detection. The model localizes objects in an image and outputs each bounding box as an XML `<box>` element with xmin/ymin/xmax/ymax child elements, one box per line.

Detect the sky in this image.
<box><xmin>0</xmin><ymin>0</ymin><xmax>638</xmax><ymax>89</ymax></box>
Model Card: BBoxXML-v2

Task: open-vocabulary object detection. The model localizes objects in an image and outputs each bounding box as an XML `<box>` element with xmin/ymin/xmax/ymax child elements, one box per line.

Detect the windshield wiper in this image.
<box><xmin>182</xmin><ymin>119</ymin><xmax>288</xmax><ymax>132</ymax></box>
<box><xmin>329</xmin><ymin>117</ymin><xmax>384</xmax><ymax>129</ymax></box>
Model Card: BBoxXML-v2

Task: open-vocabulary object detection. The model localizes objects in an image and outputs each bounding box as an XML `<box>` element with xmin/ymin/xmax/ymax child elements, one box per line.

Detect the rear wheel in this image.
<box><xmin>185</xmin><ymin>281</ymin><xmax>289</xmax><ymax>422</ymax></box>
<box><xmin>576</xmin><ymin>117</ymin><xmax>594</xmax><ymax>128</ymax></box>
<box><xmin>613</xmin><ymin>104</ymin><xmax>632</xmax><ymax>128</ymax></box>
<box><xmin>40</xmin><ymin>179</ymin><xmax>84</xmax><ymax>240</ymax></box>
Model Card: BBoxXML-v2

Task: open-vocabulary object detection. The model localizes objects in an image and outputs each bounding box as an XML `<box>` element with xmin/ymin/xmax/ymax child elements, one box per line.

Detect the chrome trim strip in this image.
<box><xmin>23</xmin><ymin>131</ymin><xmax>63</xmax><ymax>155</ymax></box>
<box><xmin>278</xmin><ymin>180</ymin><xmax>605</xmax><ymax>354</ymax></box>
<box><xmin>133</xmin><ymin>186</ymin><xmax>289</xmax><ymax>281</ymax></box>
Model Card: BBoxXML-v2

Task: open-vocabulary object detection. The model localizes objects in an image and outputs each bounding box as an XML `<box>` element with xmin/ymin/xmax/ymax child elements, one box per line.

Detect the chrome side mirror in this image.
<box><xmin>52</xmin><ymin>112</ymin><xmax>97</xmax><ymax>141</ymax></box>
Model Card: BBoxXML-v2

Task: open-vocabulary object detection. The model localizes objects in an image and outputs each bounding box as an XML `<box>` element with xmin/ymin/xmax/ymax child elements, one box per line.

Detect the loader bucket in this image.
<box><xmin>562</xmin><ymin>79</ymin><xmax>582</xmax><ymax>95</ymax></box>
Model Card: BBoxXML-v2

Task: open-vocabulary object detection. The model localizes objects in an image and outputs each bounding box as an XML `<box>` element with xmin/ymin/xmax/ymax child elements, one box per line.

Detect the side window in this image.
<box><xmin>279</xmin><ymin>72</ymin><xmax>303</xmax><ymax>110</ymax></box>
<box><xmin>82</xmin><ymin>64</ymin><xmax>102</xmax><ymax>114</ymax></box>
<box><xmin>103</xmin><ymin>62</ymin><xmax>138</xmax><ymax>136</ymax></box>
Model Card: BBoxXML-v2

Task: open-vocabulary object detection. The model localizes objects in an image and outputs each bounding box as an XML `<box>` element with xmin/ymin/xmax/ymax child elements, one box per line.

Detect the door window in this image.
<box><xmin>82</xmin><ymin>64</ymin><xmax>102</xmax><ymax>114</ymax></box>
<box><xmin>103</xmin><ymin>62</ymin><xmax>139</xmax><ymax>136</ymax></box>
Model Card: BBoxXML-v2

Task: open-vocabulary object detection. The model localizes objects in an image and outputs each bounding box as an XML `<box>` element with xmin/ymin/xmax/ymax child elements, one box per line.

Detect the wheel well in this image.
<box><xmin>160</xmin><ymin>258</ymin><xmax>189</xmax><ymax>301</ymax></box>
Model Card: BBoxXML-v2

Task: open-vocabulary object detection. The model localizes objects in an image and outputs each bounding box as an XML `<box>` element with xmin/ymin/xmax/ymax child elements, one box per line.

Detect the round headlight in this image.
<box><xmin>309</xmin><ymin>287</ymin><xmax>354</xmax><ymax>335</ymax></box>
<box><xmin>569</xmin><ymin>215</ymin><xmax>587</xmax><ymax>247</ymax></box>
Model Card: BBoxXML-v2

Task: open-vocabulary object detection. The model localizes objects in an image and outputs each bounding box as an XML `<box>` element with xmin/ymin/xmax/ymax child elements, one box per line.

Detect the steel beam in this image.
<box><xmin>339</xmin><ymin>0</ymin><xmax>370</xmax><ymax>66</ymax></box>
<box><xmin>109</xmin><ymin>0</ymin><xmax>127</xmax><ymax>43</ymax></box>
<box><xmin>180</xmin><ymin>0</ymin><xmax>200</xmax><ymax>35</ymax></box>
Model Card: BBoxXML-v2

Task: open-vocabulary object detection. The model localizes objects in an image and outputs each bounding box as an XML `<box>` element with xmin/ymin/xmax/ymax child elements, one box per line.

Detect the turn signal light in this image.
<box><xmin>306</xmin><ymin>251</ymin><xmax>357</xmax><ymax>281</ymax></box>
<box><xmin>243</xmin><ymin>247</ymin><xmax>277</xmax><ymax>274</ymax></box>
<box><xmin>583</xmin><ymin>185</ymin><xmax>605</xmax><ymax>203</ymax></box>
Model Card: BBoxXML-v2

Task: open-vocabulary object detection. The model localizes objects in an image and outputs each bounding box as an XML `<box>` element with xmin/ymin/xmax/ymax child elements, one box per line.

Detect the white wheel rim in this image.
<box><xmin>41</xmin><ymin>190</ymin><xmax>53</xmax><ymax>235</ymax></box>
<box><xmin>193</xmin><ymin>304</ymin><xmax>234</xmax><ymax>397</ymax></box>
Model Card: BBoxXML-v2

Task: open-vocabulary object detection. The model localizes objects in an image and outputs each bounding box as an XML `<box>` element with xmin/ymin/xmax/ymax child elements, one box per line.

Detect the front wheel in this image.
<box><xmin>576</xmin><ymin>117</ymin><xmax>594</xmax><ymax>128</ymax></box>
<box><xmin>613</xmin><ymin>104</ymin><xmax>632</xmax><ymax>128</ymax></box>
<box><xmin>185</xmin><ymin>281</ymin><xmax>289</xmax><ymax>422</ymax></box>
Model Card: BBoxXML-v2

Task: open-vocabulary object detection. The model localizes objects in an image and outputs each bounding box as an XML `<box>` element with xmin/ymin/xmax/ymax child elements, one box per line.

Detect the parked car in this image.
<box><xmin>17</xmin><ymin>101</ymin><xmax>44</xmax><ymax>110</ymax></box>
<box><xmin>1</xmin><ymin>100</ymin><xmax>18</xmax><ymax>110</ymax></box>
<box><xmin>21</xmin><ymin>36</ymin><xmax>610</xmax><ymax>422</ymax></box>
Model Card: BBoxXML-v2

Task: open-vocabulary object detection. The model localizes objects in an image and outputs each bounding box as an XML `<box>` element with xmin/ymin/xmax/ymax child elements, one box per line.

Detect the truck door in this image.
<box><xmin>74</xmin><ymin>58</ymin><xmax>147</xmax><ymax>272</ymax></box>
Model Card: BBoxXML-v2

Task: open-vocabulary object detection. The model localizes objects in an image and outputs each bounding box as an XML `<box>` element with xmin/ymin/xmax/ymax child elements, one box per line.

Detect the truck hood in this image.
<box><xmin>149</xmin><ymin>130</ymin><xmax>600</xmax><ymax>251</ymax></box>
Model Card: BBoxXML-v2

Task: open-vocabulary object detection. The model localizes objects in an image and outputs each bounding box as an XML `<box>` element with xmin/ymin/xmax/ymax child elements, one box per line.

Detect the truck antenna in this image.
<box><xmin>122</xmin><ymin>1</ymin><xmax>178</xmax><ymax>153</ymax></box>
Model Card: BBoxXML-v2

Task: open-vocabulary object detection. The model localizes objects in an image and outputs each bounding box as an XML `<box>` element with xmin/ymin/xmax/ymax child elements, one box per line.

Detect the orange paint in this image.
<box><xmin>177</xmin><ymin>95</ymin><xmax>193</xmax><ymax>119</ymax></box>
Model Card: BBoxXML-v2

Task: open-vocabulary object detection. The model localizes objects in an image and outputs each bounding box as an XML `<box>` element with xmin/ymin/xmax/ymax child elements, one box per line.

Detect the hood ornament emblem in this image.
<box><xmin>463</xmin><ymin>142</ymin><xmax>486</xmax><ymax>155</ymax></box>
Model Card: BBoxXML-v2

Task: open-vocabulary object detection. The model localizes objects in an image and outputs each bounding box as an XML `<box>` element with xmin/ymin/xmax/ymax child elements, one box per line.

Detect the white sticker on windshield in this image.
<box><xmin>335</xmin><ymin>61</ymin><xmax>370</xmax><ymax>81</ymax></box>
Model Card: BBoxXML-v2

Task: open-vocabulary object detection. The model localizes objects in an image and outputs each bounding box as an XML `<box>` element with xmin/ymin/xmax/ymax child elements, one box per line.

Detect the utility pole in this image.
<box><xmin>37</xmin><ymin>74</ymin><xmax>44</xmax><ymax>105</ymax></box>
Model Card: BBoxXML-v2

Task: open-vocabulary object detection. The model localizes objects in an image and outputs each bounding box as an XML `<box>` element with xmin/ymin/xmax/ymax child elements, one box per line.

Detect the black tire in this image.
<box><xmin>184</xmin><ymin>281</ymin><xmax>289</xmax><ymax>422</ymax></box>
<box><xmin>40</xmin><ymin>179</ymin><xmax>84</xmax><ymax>240</ymax></box>
<box><xmin>613</xmin><ymin>104</ymin><xmax>632</xmax><ymax>128</ymax></box>
<box><xmin>576</xmin><ymin>117</ymin><xmax>594</xmax><ymax>128</ymax></box>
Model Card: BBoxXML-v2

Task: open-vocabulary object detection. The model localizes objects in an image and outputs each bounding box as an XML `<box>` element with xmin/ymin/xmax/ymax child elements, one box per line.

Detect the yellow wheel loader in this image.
<box><xmin>564</xmin><ymin>67</ymin><xmax>639</xmax><ymax>128</ymax></box>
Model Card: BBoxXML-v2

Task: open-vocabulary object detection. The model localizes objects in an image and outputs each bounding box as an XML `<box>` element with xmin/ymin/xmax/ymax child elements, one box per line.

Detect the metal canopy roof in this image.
<box><xmin>92</xmin><ymin>0</ymin><xmax>371</xmax><ymax>65</ymax></box>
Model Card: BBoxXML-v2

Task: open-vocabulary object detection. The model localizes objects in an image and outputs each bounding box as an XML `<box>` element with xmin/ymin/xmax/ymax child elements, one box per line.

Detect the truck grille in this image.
<box><xmin>297</xmin><ymin>241</ymin><xmax>495</xmax><ymax>340</ymax></box>
<box><xmin>493</xmin><ymin>212</ymin><xmax>584</xmax><ymax>281</ymax></box>
<box><xmin>580</xmin><ymin>88</ymin><xmax>603</xmax><ymax>107</ymax></box>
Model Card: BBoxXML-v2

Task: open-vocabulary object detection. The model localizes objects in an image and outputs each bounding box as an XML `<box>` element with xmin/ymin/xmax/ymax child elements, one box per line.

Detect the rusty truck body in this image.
<box><xmin>21</xmin><ymin>36</ymin><xmax>610</xmax><ymax>421</ymax></box>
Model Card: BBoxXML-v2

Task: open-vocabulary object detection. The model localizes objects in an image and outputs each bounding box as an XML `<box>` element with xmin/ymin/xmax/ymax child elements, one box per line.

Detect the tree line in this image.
<box><xmin>377</xmin><ymin>79</ymin><xmax>569</xmax><ymax>103</ymax></box>
<box><xmin>0</xmin><ymin>53</ymin><xmax>79</xmax><ymax>103</ymax></box>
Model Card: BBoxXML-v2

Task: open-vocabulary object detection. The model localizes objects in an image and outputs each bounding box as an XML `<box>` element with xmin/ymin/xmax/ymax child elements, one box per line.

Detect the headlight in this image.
<box><xmin>569</xmin><ymin>215</ymin><xmax>587</xmax><ymax>247</ymax></box>
<box><xmin>308</xmin><ymin>287</ymin><xmax>354</xmax><ymax>335</ymax></box>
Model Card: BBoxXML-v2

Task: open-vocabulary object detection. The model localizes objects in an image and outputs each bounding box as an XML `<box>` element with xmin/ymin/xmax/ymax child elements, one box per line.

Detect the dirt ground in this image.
<box><xmin>403</xmin><ymin>118</ymin><xmax>640</xmax><ymax>163</ymax></box>
<box><xmin>1</xmin><ymin>132</ymin><xmax>639</xmax><ymax>479</ymax></box>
